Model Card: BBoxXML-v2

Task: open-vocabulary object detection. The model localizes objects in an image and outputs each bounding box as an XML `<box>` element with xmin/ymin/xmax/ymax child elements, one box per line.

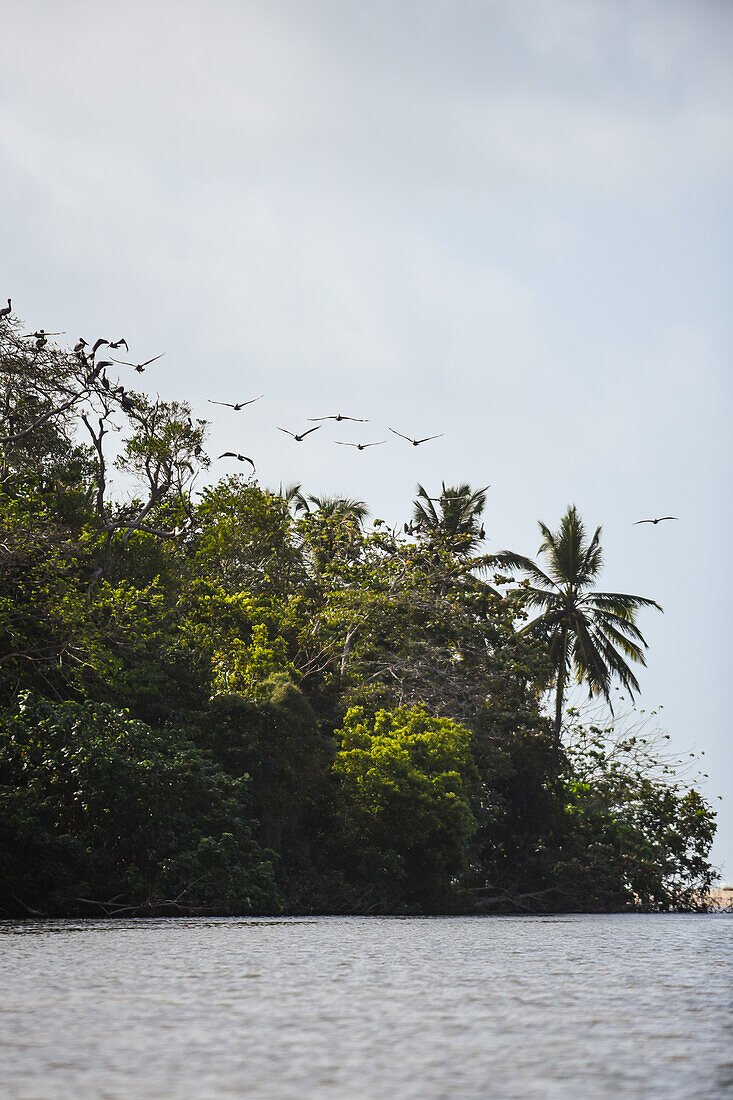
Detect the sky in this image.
<box><xmin>1</xmin><ymin>0</ymin><xmax>731</xmax><ymax>875</ymax></box>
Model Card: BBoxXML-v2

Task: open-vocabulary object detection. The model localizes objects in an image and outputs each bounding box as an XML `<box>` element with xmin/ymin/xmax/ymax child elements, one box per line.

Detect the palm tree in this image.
<box><xmin>307</xmin><ymin>495</ymin><xmax>369</xmax><ymax>523</ymax></box>
<box><xmin>303</xmin><ymin>495</ymin><xmax>369</xmax><ymax>574</ymax></box>
<box><xmin>277</xmin><ymin>482</ymin><xmax>310</xmax><ymax>515</ymax></box>
<box><xmin>495</xmin><ymin>505</ymin><xmax>662</xmax><ymax>743</ymax></box>
<box><xmin>412</xmin><ymin>482</ymin><xmax>488</xmax><ymax>553</ymax></box>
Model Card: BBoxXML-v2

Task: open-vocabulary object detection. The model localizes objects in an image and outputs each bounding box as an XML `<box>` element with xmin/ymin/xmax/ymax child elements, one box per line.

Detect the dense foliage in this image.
<box><xmin>0</xmin><ymin>314</ymin><xmax>717</xmax><ymax>915</ymax></box>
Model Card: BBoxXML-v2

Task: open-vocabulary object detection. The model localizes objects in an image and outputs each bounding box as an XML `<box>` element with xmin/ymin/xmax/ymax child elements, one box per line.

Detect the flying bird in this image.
<box><xmin>389</xmin><ymin>428</ymin><xmax>444</xmax><ymax>446</ymax></box>
<box><xmin>277</xmin><ymin>425</ymin><xmax>322</xmax><ymax>442</ymax></box>
<box><xmin>108</xmin><ymin>338</ymin><xmax>129</xmax><ymax>351</ymax></box>
<box><xmin>218</xmin><ymin>452</ymin><xmax>256</xmax><ymax>471</ymax></box>
<box><xmin>208</xmin><ymin>395</ymin><xmax>264</xmax><ymax>410</ymax></box>
<box><xmin>308</xmin><ymin>413</ymin><xmax>369</xmax><ymax>423</ymax></box>
<box><xmin>335</xmin><ymin>440</ymin><xmax>385</xmax><ymax>450</ymax></box>
<box><xmin>90</xmin><ymin>339</ymin><xmax>109</xmax><ymax>355</ymax></box>
<box><xmin>0</xmin><ymin>299</ymin><xmax>11</xmax><ymax>319</ymax></box>
<box><xmin>110</xmin><ymin>353</ymin><xmax>165</xmax><ymax>373</ymax></box>
<box><xmin>634</xmin><ymin>516</ymin><xmax>678</xmax><ymax>525</ymax></box>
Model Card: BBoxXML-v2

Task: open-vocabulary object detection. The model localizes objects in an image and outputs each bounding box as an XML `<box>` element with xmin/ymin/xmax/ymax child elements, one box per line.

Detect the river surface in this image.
<box><xmin>1</xmin><ymin>914</ymin><xmax>731</xmax><ymax>1098</ymax></box>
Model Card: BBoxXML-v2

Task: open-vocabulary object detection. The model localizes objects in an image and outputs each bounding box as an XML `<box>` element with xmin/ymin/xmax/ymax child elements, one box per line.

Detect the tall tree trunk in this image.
<box><xmin>554</xmin><ymin>627</ymin><xmax>568</xmax><ymax>745</ymax></box>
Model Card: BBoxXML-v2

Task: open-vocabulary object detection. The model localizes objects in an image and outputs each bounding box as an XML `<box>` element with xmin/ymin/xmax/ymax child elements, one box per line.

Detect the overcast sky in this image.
<box><xmin>2</xmin><ymin>0</ymin><xmax>731</xmax><ymax>874</ymax></box>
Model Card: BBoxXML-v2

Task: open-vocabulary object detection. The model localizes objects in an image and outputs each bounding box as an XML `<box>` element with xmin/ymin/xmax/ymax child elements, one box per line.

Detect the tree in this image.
<box><xmin>307</xmin><ymin>495</ymin><xmax>369</xmax><ymax>523</ymax></box>
<box><xmin>300</xmin><ymin>496</ymin><xmax>368</xmax><ymax>576</ymax></box>
<box><xmin>333</xmin><ymin>706</ymin><xmax>478</xmax><ymax>908</ymax></box>
<box><xmin>0</xmin><ymin>694</ymin><xmax>278</xmax><ymax>916</ymax></box>
<box><xmin>495</xmin><ymin>505</ymin><xmax>661</xmax><ymax>743</ymax></box>
<box><xmin>412</xmin><ymin>482</ymin><xmax>488</xmax><ymax>554</ymax></box>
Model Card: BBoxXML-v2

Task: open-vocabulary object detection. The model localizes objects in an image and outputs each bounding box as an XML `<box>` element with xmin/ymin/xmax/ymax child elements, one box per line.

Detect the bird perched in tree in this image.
<box><xmin>634</xmin><ymin>516</ymin><xmax>678</xmax><ymax>525</ymax></box>
<box><xmin>110</xmin><ymin>353</ymin><xmax>165</xmax><ymax>373</ymax></box>
<box><xmin>0</xmin><ymin>299</ymin><xmax>11</xmax><ymax>319</ymax></box>
<box><xmin>84</xmin><ymin>361</ymin><xmax>112</xmax><ymax>385</ymax></box>
<box><xmin>277</xmin><ymin>425</ymin><xmax>321</xmax><ymax>442</ymax></box>
<box><xmin>335</xmin><ymin>440</ymin><xmax>385</xmax><ymax>450</ymax></box>
<box><xmin>74</xmin><ymin>338</ymin><xmax>87</xmax><ymax>353</ymax></box>
<box><xmin>208</xmin><ymin>395</ymin><xmax>263</xmax><ymax>410</ymax></box>
<box><xmin>309</xmin><ymin>413</ymin><xmax>369</xmax><ymax>423</ymax></box>
<box><xmin>389</xmin><ymin>428</ymin><xmax>443</xmax><ymax>446</ymax></box>
<box><xmin>218</xmin><ymin>452</ymin><xmax>256</xmax><ymax>471</ymax></box>
<box><xmin>23</xmin><ymin>330</ymin><xmax>64</xmax><ymax>349</ymax></box>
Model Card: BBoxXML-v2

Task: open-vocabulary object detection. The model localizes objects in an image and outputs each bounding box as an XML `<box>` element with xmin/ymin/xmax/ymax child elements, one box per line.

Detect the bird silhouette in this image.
<box><xmin>110</xmin><ymin>353</ymin><xmax>165</xmax><ymax>373</ymax></box>
<box><xmin>389</xmin><ymin>428</ymin><xmax>443</xmax><ymax>446</ymax></box>
<box><xmin>277</xmin><ymin>425</ymin><xmax>321</xmax><ymax>442</ymax></box>
<box><xmin>308</xmin><ymin>413</ymin><xmax>369</xmax><ymax>423</ymax></box>
<box><xmin>22</xmin><ymin>329</ymin><xmax>65</xmax><ymax>350</ymax></box>
<box><xmin>218</xmin><ymin>452</ymin><xmax>256</xmax><ymax>471</ymax></box>
<box><xmin>74</xmin><ymin>338</ymin><xmax>87</xmax><ymax>353</ymax></box>
<box><xmin>108</xmin><ymin>338</ymin><xmax>129</xmax><ymax>351</ymax></box>
<box><xmin>84</xmin><ymin>361</ymin><xmax>113</xmax><ymax>385</ymax></box>
<box><xmin>208</xmin><ymin>395</ymin><xmax>263</xmax><ymax>410</ymax></box>
<box><xmin>335</xmin><ymin>440</ymin><xmax>385</xmax><ymax>450</ymax></box>
<box><xmin>0</xmin><ymin>299</ymin><xmax>11</xmax><ymax>319</ymax></box>
<box><xmin>634</xmin><ymin>517</ymin><xmax>678</xmax><ymax>525</ymax></box>
<box><xmin>23</xmin><ymin>329</ymin><xmax>64</xmax><ymax>340</ymax></box>
<box><xmin>90</xmin><ymin>339</ymin><xmax>109</xmax><ymax>356</ymax></box>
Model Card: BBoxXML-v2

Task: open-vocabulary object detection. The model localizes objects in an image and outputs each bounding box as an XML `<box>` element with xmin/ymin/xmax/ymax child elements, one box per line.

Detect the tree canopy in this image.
<box><xmin>0</xmin><ymin>311</ymin><xmax>717</xmax><ymax>916</ymax></box>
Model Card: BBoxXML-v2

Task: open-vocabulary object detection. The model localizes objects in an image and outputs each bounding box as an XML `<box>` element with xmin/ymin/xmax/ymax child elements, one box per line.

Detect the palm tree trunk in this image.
<box><xmin>554</xmin><ymin>627</ymin><xmax>568</xmax><ymax>745</ymax></box>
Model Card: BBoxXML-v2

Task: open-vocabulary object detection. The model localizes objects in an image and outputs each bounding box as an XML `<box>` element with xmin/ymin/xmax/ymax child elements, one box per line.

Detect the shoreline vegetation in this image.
<box><xmin>0</xmin><ymin>312</ymin><xmax>717</xmax><ymax>919</ymax></box>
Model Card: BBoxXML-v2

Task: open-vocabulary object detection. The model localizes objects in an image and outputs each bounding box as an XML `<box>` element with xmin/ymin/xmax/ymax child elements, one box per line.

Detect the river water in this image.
<box><xmin>1</xmin><ymin>914</ymin><xmax>731</xmax><ymax>1098</ymax></box>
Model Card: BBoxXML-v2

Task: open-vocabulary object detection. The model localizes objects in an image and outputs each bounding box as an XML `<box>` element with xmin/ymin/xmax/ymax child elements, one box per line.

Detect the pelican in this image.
<box><xmin>389</xmin><ymin>428</ymin><xmax>443</xmax><ymax>446</ymax></box>
<box><xmin>277</xmin><ymin>425</ymin><xmax>321</xmax><ymax>442</ymax></box>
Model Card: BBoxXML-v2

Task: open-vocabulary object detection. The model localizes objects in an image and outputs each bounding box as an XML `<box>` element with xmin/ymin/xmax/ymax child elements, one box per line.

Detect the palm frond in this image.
<box><xmin>587</xmin><ymin>591</ymin><xmax>663</xmax><ymax>614</ymax></box>
<box><xmin>492</xmin><ymin>550</ymin><xmax>559</xmax><ymax>591</ymax></box>
<box><xmin>570</xmin><ymin>613</ymin><xmax>612</xmax><ymax>697</ymax></box>
<box><xmin>594</xmin><ymin>618</ymin><xmax>647</xmax><ymax>662</ymax></box>
<box><xmin>593</xmin><ymin>625</ymin><xmax>644</xmax><ymax>695</ymax></box>
<box><xmin>578</xmin><ymin>524</ymin><xmax>604</xmax><ymax>585</ymax></box>
<box><xmin>589</xmin><ymin>607</ymin><xmax>648</xmax><ymax>646</ymax></box>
